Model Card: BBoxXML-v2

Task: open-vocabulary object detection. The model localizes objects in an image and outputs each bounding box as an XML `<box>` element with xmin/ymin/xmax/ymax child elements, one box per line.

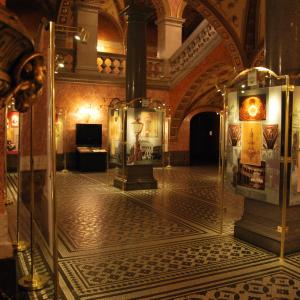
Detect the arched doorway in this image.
<box><xmin>190</xmin><ymin>112</ymin><xmax>220</xmax><ymax>165</ymax></box>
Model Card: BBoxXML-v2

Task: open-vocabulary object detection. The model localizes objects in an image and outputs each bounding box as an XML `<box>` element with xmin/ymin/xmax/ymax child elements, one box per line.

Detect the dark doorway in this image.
<box><xmin>190</xmin><ymin>112</ymin><xmax>220</xmax><ymax>165</ymax></box>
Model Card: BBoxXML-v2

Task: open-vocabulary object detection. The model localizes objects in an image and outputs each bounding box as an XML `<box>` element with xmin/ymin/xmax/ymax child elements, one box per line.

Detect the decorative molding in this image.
<box><xmin>251</xmin><ymin>46</ymin><xmax>264</xmax><ymax>67</ymax></box>
<box><xmin>170</xmin><ymin>62</ymin><xmax>233</xmax><ymax>141</ymax></box>
<box><xmin>156</xmin><ymin>16</ymin><xmax>185</xmax><ymax>27</ymax></box>
<box><xmin>57</xmin><ymin>0</ymin><xmax>74</xmax><ymax>26</ymax></box>
<box><xmin>188</xmin><ymin>0</ymin><xmax>245</xmax><ymax>72</ymax></box>
<box><xmin>0</xmin><ymin>6</ymin><xmax>46</xmax><ymax>113</ymax></box>
<box><xmin>168</xmin><ymin>19</ymin><xmax>222</xmax><ymax>87</ymax></box>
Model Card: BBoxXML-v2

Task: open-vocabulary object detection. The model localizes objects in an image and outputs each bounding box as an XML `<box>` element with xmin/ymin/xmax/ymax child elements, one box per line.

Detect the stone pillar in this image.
<box><xmin>157</xmin><ymin>17</ymin><xmax>185</xmax><ymax>59</ymax></box>
<box><xmin>113</xmin><ymin>3</ymin><xmax>157</xmax><ymax>190</ymax></box>
<box><xmin>125</xmin><ymin>5</ymin><xmax>148</xmax><ymax>102</ymax></box>
<box><xmin>75</xmin><ymin>1</ymin><xmax>98</xmax><ymax>75</ymax></box>
<box><xmin>234</xmin><ymin>0</ymin><xmax>300</xmax><ymax>254</ymax></box>
<box><xmin>265</xmin><ymin>0</ymin><xmax>300</xmax><ymax>75</ymax></box>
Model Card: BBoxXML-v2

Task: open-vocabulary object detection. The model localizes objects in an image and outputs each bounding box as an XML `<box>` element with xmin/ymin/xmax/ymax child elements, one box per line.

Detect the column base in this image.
<box><xmin>113</xmin><ymin>164</ymin><xmax>157</xmax><ymax>191</ymax></box>
<box><xmin>234</xmin><ymin>198</ymin><xmax>300</xmax><ymax>255</ymax></box>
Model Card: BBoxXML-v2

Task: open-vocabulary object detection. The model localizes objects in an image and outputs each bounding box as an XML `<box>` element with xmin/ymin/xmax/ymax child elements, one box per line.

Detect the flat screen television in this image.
<box><xmin>76</xmin><ymin>123</ymin><xmax>102</xmax><ymax>147</ymax></box>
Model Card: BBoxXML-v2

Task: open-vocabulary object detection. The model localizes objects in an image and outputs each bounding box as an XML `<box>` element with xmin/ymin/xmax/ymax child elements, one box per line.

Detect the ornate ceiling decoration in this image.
<box><xmin>0</xmin><ymin>6</ymin><xmax>45</xmax><ymax>112</ymax></box>
<box><xmin>188</xmin><ymin>0</ymin><xmax>246</xmax><ymax>72</ymax></box>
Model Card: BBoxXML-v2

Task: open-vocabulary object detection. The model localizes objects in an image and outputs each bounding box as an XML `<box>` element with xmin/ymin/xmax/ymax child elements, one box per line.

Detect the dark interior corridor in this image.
<box><xmin>190</xmin><ymin>112</ymin><xmax>220</xmax><ymax>165</ymax></box>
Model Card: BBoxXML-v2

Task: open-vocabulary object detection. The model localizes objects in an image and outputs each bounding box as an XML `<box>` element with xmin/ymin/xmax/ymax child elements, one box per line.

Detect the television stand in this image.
<box><xmin>76</xmin><ymin>147</ymin><xmax>107</xmax><ymax>172</ymax></box>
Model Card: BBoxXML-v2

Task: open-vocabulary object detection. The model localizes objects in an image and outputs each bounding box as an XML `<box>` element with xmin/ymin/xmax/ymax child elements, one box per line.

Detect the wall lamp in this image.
<box><xmin>54</xmin><ymin>54</ymin><xmax>65</xmax><ymax>74</ymax></box>
<box><xmin>55</xmin><ymin>25</ymin><xmax>89</xmax><ymax>43</ymax></box>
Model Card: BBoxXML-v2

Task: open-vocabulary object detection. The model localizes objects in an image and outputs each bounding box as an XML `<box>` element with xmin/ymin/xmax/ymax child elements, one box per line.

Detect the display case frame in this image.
<box><xmin>219</xmin><ymin>67</ymin><xmax>292</xmax><ymax>258</ymax></box>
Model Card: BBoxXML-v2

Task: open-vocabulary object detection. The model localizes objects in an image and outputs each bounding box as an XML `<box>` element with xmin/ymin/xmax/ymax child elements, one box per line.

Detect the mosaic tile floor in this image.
<box><xmin>8</xmin><ymin>166</ymin><xmax>300</xmax><ymax>299</ymax></box>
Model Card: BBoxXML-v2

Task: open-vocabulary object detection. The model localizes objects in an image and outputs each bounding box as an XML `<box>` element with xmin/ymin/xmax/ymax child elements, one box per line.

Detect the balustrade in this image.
<box><xmin>56</xmin><ymin>20</ymin><xmax>220</xmax><ymax>84</ymax></box>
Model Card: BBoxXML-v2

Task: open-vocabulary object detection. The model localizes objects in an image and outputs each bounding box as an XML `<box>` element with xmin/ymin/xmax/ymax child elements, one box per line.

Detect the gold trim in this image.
<box><xmin>280</xmin><ymin>75</ymin><xmax>290</xmax><ymax>259</ymax></box>
<box><xmin>18</xmin><ymin>274</ymin><xmax>49</xmax><ymax>291</ymax></box>
<box><xmin>50</xmin><ymin>21</ymin><xmax>59</xmax><ymax>299</ymax></box>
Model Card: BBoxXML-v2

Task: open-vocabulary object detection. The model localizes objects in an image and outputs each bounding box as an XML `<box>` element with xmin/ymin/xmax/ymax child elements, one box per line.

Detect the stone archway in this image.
<box><xmin>185</xmin><ymin>0</ymin><xmax>246</xmax><ymax>73</ymax></box>
<box><xmin>152</xmin><ymin>0</ymin><xmax>171</xmax><ymax>18</ymax></box>
<box><xmin>170</xmin><ymin>62</ymin><xmax>233</xmax><ymax>141</ymax></box>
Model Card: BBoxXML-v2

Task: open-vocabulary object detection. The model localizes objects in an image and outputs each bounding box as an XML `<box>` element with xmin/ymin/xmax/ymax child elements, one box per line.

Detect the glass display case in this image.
<box><xmin>226</xmin><ymin>85</ymin><xmax>283</xmax><ymax>205</ymax></box>
<box><xmin>108</xmin><ymin>98</ymin><xmax>165</xmax><ymax>166</ymax></box>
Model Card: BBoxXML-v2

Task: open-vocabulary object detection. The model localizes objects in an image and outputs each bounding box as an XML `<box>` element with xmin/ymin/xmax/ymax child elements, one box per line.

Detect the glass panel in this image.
<box><xmin>226</xmin><ymin>78</ymin><xmax>283</xmax><ymax>206</ymax></box>
<box><xmin>290</xmin><ymin>86</ymin><xmax>300</xmax><ymax>205</ymax></box>
<box><xmin>126</xmin><ymin>107</ymin><xmax>164</xmax><ymax>166</ymax></box>
<box><xmin>16</xmin><ymin>24</ymin><xmax>56</xmax><ymax>298</ymax></box>
<box><xmin>108</xmin><ymin>107</ymin><xmax>123</xmax><ymax>166</ymax></box>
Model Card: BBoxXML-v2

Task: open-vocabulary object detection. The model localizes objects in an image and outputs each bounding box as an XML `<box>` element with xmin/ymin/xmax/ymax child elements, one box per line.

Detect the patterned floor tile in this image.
<box><xmin>58</xmin><ymin>192</ymin><xmax>205</xmax><ymax>255</ymax></box>
<box><xmin>7</xmin><ymin>166</ymin><xmax>300</xmax><ymax>300</ymax></box>
<box><xmin>173</xmin><ymin>271</ymin><xmax>300</xmax><ymax>300</ymax></box>
<box><xmin>59</xmin><ymin>236</ymin><xmax>275</xmax><ymax>299</ymax></box>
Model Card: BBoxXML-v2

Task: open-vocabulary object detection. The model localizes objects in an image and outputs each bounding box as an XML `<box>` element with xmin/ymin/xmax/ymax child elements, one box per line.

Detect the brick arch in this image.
<box><xmin>186</xmin><ymin>0</ymin><xmax>246</xmax><ymax>72</ymax></box>
<box><xmin>252</xmin><ymin>45</ymin><xmax>265</xmax><ymax>67</ymax></box>
<box><xmin>172</xmin><ymin>106</ymin><xmax>220</xmax><ymax>156</ymax></box>
<box><xmin>170</xmin><ymin>62</ymin><xmax>234</xmax><ymax>141</ymax></box>
<box><xmin>152</xmin><ymin>0</ymin><xmax>171</xmax><ymax>18</ymax></box>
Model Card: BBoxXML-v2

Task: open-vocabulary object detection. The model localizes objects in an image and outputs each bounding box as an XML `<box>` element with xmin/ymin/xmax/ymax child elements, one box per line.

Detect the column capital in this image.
<box><xmin>74</xmin><ymin>0</ymin><xmax>99</xmax><ymax>11</ymax></box>
<box><xmin>121</xmin><ymin>4</ymin><xmax>152</xmax><ymax>22</ymax></box>
<box><xmin>156</xmin><ymin>16</ymin><xmax>185</xmax><ymax>28</ymax></box>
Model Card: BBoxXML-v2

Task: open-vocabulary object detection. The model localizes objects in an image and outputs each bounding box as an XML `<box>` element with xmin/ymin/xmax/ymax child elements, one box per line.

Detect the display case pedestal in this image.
<box><xmin>113</xmin><ymin>165</ymin><xmax>157</xmax><ymax>190</ymax></box>
<box><xmin>234</xmin><ymin>198</ymin><xmax>300</xmax><ymax>254</ymax></box>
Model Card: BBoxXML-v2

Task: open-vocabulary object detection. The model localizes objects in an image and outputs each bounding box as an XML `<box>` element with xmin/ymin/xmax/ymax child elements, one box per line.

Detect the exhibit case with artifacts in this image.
<box><xmin>226</xmin><ymin>86</ymin><xmax>282</xmax><ymax>204</ymax></box>
<box><xmin>108</xmin><ymin>98</ymin><xmax>165</xmax><ymax>167</ymax></box>
<box><xmin>222</xmin><ymin>67</ymin><xmax>300</xmax><ymax>256</ymax></box>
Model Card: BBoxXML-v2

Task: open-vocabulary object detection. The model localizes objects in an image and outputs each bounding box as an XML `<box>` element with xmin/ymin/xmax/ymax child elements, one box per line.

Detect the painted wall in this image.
<box><xmin>55</xmin><ymin>81</ymin><xmax>170</xmax><ymax>153</ymax></box>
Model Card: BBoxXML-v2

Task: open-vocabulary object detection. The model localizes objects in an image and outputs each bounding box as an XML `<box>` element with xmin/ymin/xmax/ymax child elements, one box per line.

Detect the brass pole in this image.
<box><xmin>166</xmin><ymin>116</ymin><xmax>171</xmax><ymax>168</ymax></box>
<box><xmin>122</xmin><ymin>106</ymin><xmax>127</xmax><ymax>184</ymax></box>
<box><xmin>29</xmin><ymin>107</ymin><xmax>34</xmax><ymax>279</ymax></box>
<box><xmin>61</xmin><ymin>109</ymin><xmax>68</xmax><ymax>173</ymax></box>
<box><xmin>13</xmin><ymin>114</ymin><xmax>29</xmax><ymax>251</ymax></box>
<box><xmin>162</xmin><ymin>109</ymin><xmax>165</xmax><ymax>168</ymax></box>
<box><xmin>19</xmin><ymin>107</ymin><xmax>49</xmax><ymax>290</ymax></box>
<box><xmin>218</xmin><ymin>112</ymin><xmax>222</xmax><ymax>177</ymax></box>
<box><xmin>50</xmin><ymin>21</ymin><xmax>59</xmax><ymax>298</ymax></box>
<box><xmin>162</xmin><ymin>110</ymin><xmax>166</xmax><ymax>188</ymax></box>
<box><xmin>4</xmin><ymin>106</ymin><xmax>8</xmax><ymax>205</ymax></box>
<box><xmin>220</xmin><ymin>91</ymin><xmax>227</xmax><ymax>235</ymax></box>
<box><xmin>280</xmin><ymin>75</ymin><xmax>290</xmax><ymax>259</ymax></box>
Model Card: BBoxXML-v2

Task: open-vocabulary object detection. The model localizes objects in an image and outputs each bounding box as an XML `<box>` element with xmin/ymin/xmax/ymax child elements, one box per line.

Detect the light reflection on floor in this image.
<box><xmin>10</xmin><ymin>166</ymin><xmax>300</xmax><ymax>299</ymax></box>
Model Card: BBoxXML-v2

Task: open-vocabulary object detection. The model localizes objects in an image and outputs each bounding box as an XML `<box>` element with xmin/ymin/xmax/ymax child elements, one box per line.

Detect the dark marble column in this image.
<box><xmin>114</xmin><ymin>3</ymin><xmax>157</xmax><ymax>190</ymax></box>
<box><xmin>235</xmin><ymin>0</ymin><xmax>300</xmax><ymax>254</ymax></box>
<box><xmin>265</xmin><ymin>0</ymin><xmax>300</xmax><ymax>75</ymax></box>
<box><xmin>125</xmin><ymin>5</ymin><xmax>147</xmax><ymax>102</ymax></box>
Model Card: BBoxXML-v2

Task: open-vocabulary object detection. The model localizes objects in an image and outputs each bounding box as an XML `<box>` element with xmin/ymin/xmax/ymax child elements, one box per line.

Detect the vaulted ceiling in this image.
<box><xmin>5</xmin><ymin>0</ymin><xmax>265</xmax><ymax>140</ymax></box>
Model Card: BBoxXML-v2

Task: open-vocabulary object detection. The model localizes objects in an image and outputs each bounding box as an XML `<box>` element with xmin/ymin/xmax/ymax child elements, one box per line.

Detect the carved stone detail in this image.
<box><xmin>188</xmin><ymin>0</ymin><xmax>245</xmax><ymax>72</ymax></box>
<box><xmin>0</xmin><ymin>6</ymin><xmax>45</xmax><ymax>112</ymax></box>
